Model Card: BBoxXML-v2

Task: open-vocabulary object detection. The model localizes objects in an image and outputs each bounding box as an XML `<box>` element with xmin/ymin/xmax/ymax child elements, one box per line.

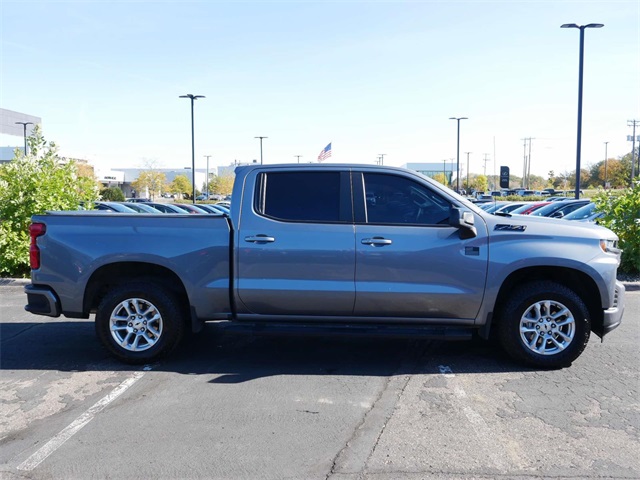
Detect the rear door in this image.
<box><xmin>353</xmin><ymin>171</ymin><xmax>488</xmax><ymax>320</ymax></box>
<box><xmin>236</xmin><ymin>169</ymin><xmax>356</xmax><ymax>316</ymax></box>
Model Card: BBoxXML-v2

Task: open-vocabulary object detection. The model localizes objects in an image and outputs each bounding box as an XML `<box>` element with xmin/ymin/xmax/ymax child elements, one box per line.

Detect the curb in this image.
<box><xmin>0</xmin><ymin>278</ymin><xmax>30</xmax><ymax>287</ymax></box>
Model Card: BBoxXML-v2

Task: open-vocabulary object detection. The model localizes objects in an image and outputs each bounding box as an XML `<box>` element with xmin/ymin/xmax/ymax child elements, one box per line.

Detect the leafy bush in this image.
<box><xmin>0</xmin><ymin>127</ymin><xmax>99</xmax><ymax>277</ymax></box>
<box><xmin>593</xmin><ymin>182</ymin><xmax>640</xmax><ymax>274</ymax></box>
<box><xmin>100</xmin><ymin>186</ymin><xmax>125</xmax><ymax>201</ymax></box>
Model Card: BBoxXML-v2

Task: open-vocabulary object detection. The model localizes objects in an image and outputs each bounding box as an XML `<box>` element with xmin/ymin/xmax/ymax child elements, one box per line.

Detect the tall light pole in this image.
<box><xmin>603</xmin><ymin>141</ymin><xmax>609</xmax><ymax>188</ymax></box>
<box><xmin>15</xmin><ymin>121</ymin><xmax>34</xmax><ymax>156</ymax></box>
<box><xmin>561</xmin><ymin>22</ymin><xmax>604</xmax><ymax>199</ymax></box>
<box><xmin>378</xmin><ymin>154</ymin><xmax>386</xmax><ymax>166</ymax></box>
<box><xmin>255</xmin><ymin>136</ymin><xmax>268</xmax><ymax>164</ymax></box>
<box><xmin>629</xmin><ymin>119</ymin><xmax>639</xmax><ymax>182</ymax></box>
<box><xmin>449</xmin><ymin>117</ymin><xmax>468</xmax><ymax>193</ymax></box>
<box><xmin>294</xmin><ymin>155</ymin><xmax>302</xmax><ymax>163</ymax></box>
<box><xmin>204</xmin><ymin>155</ymin><xmax>212</xmax><ymax>198</ymax></box>
<box><xmin>179</xmin><ymin>94</ymin><xmax>205</xmax><ymax>203</ymax></box>
<box><xmin>465</xmin><ymin>152</ymin><xmax>472</xmax><ymax>193</ymax></box>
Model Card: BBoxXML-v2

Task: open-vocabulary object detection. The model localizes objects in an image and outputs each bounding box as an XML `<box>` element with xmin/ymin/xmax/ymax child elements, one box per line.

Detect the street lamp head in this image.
<box><xmin>179</xmin><ymin>94</ymin><xmax>205</xmax><ymax>100</ymax></box>
<box><xmin>254</xmin><ymin>136</ymin><xmax>268</xmax><ymax>139</ymax></box>
<box><xmin>449</xmin><ymin>117</ymin><xmax>468</xmax><ymax>121</ymax></box>
<box><xmin>15</xmin><ymin>121</ymin><xmax>34</xmax><ymax>126</ymax></box>
<box><xmin>561</xmin><ymin>23</ymin><xmax>604</xmax><ymax>29</ymax></box>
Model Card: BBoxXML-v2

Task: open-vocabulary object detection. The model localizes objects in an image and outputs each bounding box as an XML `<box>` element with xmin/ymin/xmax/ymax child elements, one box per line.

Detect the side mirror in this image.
<box><xmin>449</xmin><ymin>207</ymin><xmax>477</xmax><ymax>239</ymax></box>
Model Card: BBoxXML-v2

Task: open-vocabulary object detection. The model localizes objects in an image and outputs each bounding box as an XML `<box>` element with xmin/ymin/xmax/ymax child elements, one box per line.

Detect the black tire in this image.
<box><xmin>95</xmin><ymin>282</ymin><xmax>186</xmax><ymax>364</ymax></box>
<box><xmin>497</xmin><ymin>281</ymin><xmax>591</xmax><ymax>369</ymax></box>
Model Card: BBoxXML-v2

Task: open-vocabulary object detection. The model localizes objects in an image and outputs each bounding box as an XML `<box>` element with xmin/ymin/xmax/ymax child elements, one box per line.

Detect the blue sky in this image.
<box><xmin>1</xmin><ymin>0</ymin><xmax>638</xmax><ymax>179</ymax></box>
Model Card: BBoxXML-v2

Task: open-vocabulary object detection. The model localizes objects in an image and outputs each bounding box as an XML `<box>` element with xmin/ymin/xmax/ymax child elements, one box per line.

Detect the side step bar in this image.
<box><xmin>214</xmin><ymin>321</ymin><xmax>474</xmax><ymax>340</ymax></box>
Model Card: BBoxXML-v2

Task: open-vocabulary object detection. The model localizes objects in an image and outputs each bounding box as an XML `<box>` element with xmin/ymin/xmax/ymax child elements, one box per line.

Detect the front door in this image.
<box><xmin>354</xmin><ymin>172</ymin><xmax>488</xmax><ymax>320</ymax></box>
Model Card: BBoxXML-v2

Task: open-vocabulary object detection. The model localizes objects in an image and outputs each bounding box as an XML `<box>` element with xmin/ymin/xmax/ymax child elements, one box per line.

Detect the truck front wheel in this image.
<box><xmin>498</xmin><ymin>282</ymin><xmax>591</xmax><ymax>369</ymax></box>
<box><xmin>95</xmin><ymin>282</ymin><xmax>186</xmax><ymax>364</ymax></box>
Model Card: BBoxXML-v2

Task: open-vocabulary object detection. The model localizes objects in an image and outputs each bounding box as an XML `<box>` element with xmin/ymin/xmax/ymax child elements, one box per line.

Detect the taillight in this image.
<box><xmin>29</xmin><ymin>223</ymin><xmax>46</xmax><ymax>270</ymax></box>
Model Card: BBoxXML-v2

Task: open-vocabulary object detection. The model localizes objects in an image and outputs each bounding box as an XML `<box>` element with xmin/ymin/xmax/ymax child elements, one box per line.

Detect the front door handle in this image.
<box><xmin>361</xmin><ymin>237</ymin><xmax>392</xmax><ymax>246</ymax></box>
<box><xmin>245</xmin><ymin>235</ymin><xmax>275</xmax><ymax>244</ymax></box>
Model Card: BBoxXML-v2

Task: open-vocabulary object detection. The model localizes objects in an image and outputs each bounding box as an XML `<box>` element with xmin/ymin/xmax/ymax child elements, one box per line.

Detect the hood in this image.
<box><xmin>481</xmin><ymin>212</ymin><xmax>618</xmax><ymax>241</ymax></box>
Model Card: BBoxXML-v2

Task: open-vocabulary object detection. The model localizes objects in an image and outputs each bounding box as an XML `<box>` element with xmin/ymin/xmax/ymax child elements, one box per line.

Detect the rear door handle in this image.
<box><xmin>361</xmin><ymin>237</ymin><xmax>392</xmax><ymax>246</ymax></box>
<box><xmin>245</xmin><ymin>235</ymin><xmax>275</xmax><ymax>243</ymax></box>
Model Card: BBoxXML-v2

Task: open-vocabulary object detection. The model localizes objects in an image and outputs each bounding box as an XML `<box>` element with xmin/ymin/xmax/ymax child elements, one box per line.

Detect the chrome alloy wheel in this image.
<box><xmin>519</xmin><ymin>300</ymin><xmax>575</xmax><ymax>355</ymax></box>
<box><xmin>109</xmin><ymin>298</ymin><xmax>163</xmax><ymax>352</ymax></box>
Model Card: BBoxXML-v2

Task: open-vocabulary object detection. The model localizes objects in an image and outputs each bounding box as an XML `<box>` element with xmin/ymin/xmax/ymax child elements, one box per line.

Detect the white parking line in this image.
<box><xmin>17</xmin><ymin>369</ymin><xmax>149</xmax><ymax>471</ymax></box>
<box><xmin>438</xmin><ymin>365</ymin><xmax>508</xmax><ymax>472</ymax></box>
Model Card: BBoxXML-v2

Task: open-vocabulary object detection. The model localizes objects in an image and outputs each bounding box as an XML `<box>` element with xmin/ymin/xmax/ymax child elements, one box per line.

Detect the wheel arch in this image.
<box><xmin>493</xmin><ymin>266</ymin><xmax>603</xmax><ymax>333</ymax></box>
<box><xmin>84</xmin><ymin>262</ymin><xmax>190</xmax><ymax>318</ymax></box>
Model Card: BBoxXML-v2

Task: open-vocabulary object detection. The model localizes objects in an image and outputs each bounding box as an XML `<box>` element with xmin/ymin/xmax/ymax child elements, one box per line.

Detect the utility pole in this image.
<box><xmin>521</xmin><ymin>138</ymin><xmax>528</xmax><ymax>188</ymax></box>
<box><xmin>520</xmin><ymin>137</ymin><xmax>534</xmax><ymax>188</ymax></box>
<box><xmin>378</xmin><ymin>154</ymin><xmax>386</xmax><ymax>165</ymax></box>
<box><xmin>527</xmin><ymin>138</ymin><xmax>535</xmax><ymax>189</ymax></box>
<box><xmin>483</xmin><ymin>154</ymin><xmax>490</xmax><ymax>178</ymax></box>
<box><xmin>629</xmin><ymin>119</ymin><xmax>639</xmax><ymax>183</ymax></box>
<box><xmin>603</xmin><ymin>142</ymin><xmax>609</xmax><ymax>188</ymax></box>
<box><xmin>443</xmin><ymin>159</ymin><xmax>446</xmax><ymax>186</ymax></box>
<box><xmin>294</xmin><ymin>155</ymin><xmax>302</xmax><ymax>163</ymax></box>
<box><xmin>465</xmin><ymin>152</ymin><xmax>471</xmax><ymax>193</ymax></box>
<box><xmin>204</xmin><ymin>155</ymin><xmax>212</xmax><ymax>198</ymax></box>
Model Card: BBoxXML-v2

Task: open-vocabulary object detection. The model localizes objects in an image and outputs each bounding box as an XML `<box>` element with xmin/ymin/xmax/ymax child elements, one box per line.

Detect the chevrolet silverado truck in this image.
<box><xmin>24</xmin><ymin>164</ymin><xmax>625</xmax><ymax>368</ymax></box>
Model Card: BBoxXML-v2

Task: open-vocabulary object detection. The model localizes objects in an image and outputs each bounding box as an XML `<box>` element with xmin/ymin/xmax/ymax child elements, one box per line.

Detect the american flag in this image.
<box><xmin>317</xmin><ymin>142</ymin><xmax>332</xmax><ymax>162</ymax></box>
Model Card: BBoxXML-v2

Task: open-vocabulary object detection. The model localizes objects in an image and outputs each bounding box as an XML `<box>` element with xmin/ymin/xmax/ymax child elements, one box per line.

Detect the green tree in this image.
<box><xmin>169</xmin><ymin>175</ymin><xmax>192</xmax><ymax>199</ymax></box>
<box><xmin>0</xmin><ymin>126</ymin><xmax>99</xmax><ymax>277</ymax></box>
<box><xmin>432</xmin><ymin>172</ymin><xmax>447</xmax><ymax>186</ymax></box>
<box><xmin>132</xmin><ymin>171</ymin><xmax>166</xmax><ymax>200</ymax></box>
<box><xmin>472</xmin><ymin>175</ymin><xmax>488</xmax><ymax>193</ymax></box>
<box><xmin>211</xmin><ymin>174</ymin><xmax>235</xmax><ymax>196</ymax></box>
<box><xmin>593</xmin><ymin>182</ymin><xmax>640</xmax><ymax>273</ymax></box>
<box><xmin>100</xmin><ymin>186</ymin><xmax>125</xmax><ymax>201</ymax></box>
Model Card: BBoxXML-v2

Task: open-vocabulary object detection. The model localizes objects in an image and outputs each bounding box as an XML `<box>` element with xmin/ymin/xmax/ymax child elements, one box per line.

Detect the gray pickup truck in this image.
<box><xmin>24</xmin><ymin>164</ymin><xmax>625</xmax><ymax>368</ymax></box>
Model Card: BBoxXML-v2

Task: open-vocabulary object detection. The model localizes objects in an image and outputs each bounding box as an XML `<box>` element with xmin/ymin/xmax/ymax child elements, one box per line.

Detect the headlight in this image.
<box><xmin>600</xmin><ymin>239</ymin><xmax>621</xmax><ymax>255</ymax></box>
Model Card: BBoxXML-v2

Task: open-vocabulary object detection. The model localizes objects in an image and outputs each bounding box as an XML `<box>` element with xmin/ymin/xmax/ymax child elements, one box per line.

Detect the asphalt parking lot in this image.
<box><xmin>1</xmin><ymin>283</ymin><xmax>638</xmax><ymax>480</ymax></box>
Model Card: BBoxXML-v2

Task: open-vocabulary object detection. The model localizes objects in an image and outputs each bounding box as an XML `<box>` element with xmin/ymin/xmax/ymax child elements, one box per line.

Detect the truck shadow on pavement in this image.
<box><xmin>0</xmin><ymin>320</ymin><xmax>533</xmax><ymax>378</ymax></box>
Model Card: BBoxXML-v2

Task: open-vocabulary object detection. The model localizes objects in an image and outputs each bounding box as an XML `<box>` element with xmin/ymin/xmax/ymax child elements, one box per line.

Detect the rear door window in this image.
<box><xmin>255</xmin><ymin>171</ymin><xmax>351</xmax><ymax>223</ymax></box>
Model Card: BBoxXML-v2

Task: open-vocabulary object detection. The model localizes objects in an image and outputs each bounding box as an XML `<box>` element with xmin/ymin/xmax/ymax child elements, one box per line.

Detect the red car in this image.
<box><xmin>510</xmin><ymin>202</ymin><xmax>551</xmax><ymax>215</ymax></box>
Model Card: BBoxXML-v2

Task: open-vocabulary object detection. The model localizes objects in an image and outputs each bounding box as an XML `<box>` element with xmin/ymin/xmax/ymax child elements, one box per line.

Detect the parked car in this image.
<box><xmin>510</xmin><ymin>202</ymin><xmax>550</xmax><ymax>215</ymax></box>
<box><xmin>563</xmin><ymin>203</ymin><xmax>603</xmax><ymax>222</ymax></box>
<box><xmin>547</xmin><ymin>200</ymin><xmax>592</xmax><ymax>218</ymax></box>
<box><xmin>120</xmin><ymin>202</ymin><xmax>163</xmax><ymax>214</ymax></box>
<box><xmin>174</xmin><ymin>203</ymin><xmax>210</xmax><ymax>214</ymax></box>
<box><xmin>493</xmin><ymin>202</ymin><xmax>531</xmax><ymax>215</ymax></box>
<box><xmin>480</xmin><ymin>201</ymin><xmax>509</xmax><ymax>213</ymax></box>
<box><xmin>216</xmin><ymin>201</ymin><xmax>231</xmax><ymax>208</ymax></box>
<box><xmin>92</xmin><ymin>202</ymin><xmax>138</xmax><ymax>213</ymax></box>
<box><xmin>197</xmin><ymin>204</ymin><xmax>230</xmax><ymax>215</ymax></box>
<box><xmin>142</xmin><ymin>202</ymin><xmax>191</xmax><ymax>214</ymax></box>
<box><xmin>529</xmin><ymin>199</ymin><xmax>591</xmax><ymax>218</ymax></box>
<box><xmin>125</xmin><ymin>198</ymin><xmax>151</xmax><ymax>203</ymax></box>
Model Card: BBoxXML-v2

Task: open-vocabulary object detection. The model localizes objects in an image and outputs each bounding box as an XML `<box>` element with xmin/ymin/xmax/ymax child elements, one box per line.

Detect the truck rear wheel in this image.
<box><xmin>95</xmin><ymin>282</ymin><xmax>186</xmax><ymax>364</ymax></box>
<box><xmin>498</xmin><ymin>281</ymin><xmax>591</xmax><ymax>369</ymax></box>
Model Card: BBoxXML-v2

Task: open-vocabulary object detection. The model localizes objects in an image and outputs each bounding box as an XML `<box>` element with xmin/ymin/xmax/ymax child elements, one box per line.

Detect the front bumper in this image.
<box><xmin>600</xmin><ymin>280</ymin><xmax>625</xmax><ymax>337</ymax></box>
<box><xmin>24</xmin><ymin>284</ymin><xmax>61</xmax><ymax>317</ymax></box>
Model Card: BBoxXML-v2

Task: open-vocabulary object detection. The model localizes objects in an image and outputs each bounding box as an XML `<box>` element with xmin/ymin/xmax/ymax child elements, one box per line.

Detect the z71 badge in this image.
<box><xmin>495</xmin><ymin>224</ymin><xmax>527</xmax><ymax>232</ymax></box>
